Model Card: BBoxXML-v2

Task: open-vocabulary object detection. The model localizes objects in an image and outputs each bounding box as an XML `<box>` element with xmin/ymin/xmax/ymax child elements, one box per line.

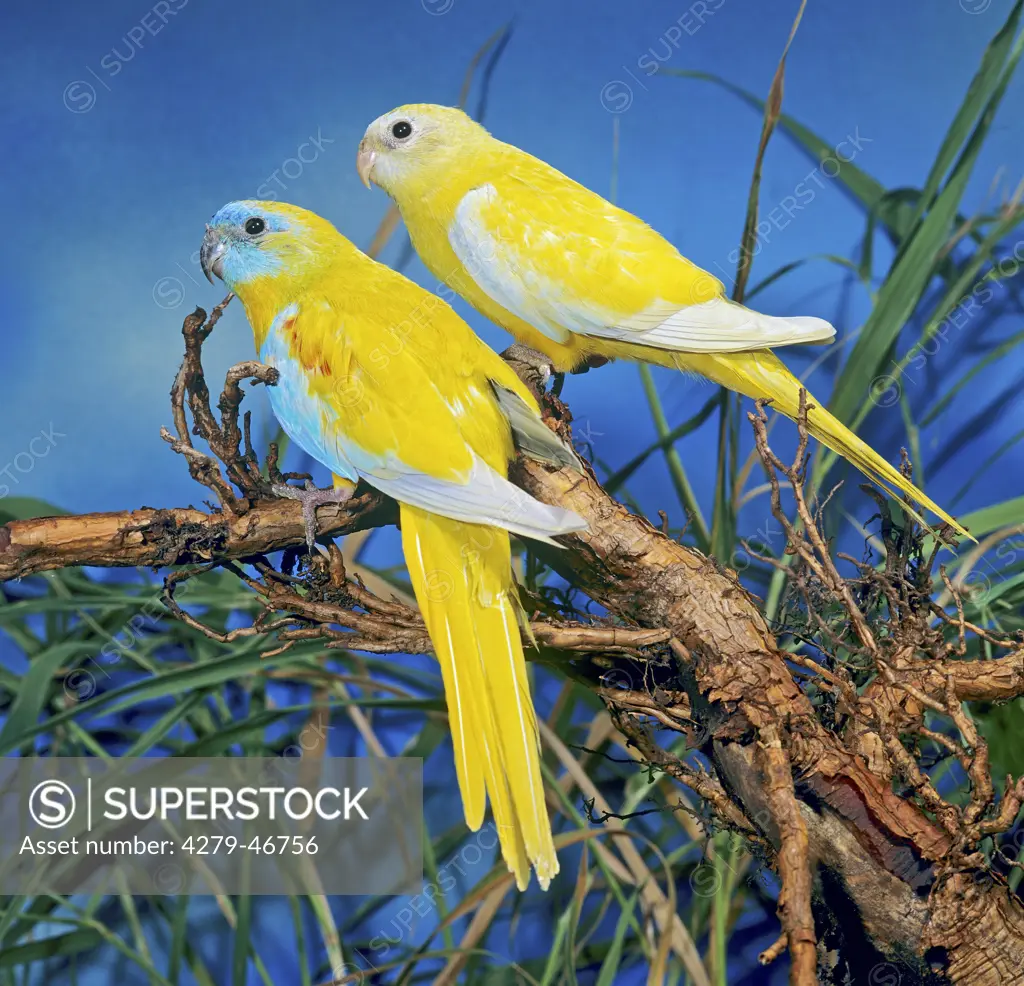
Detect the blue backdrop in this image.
<box><xmin>2</xmin><ymin>0</ymin><xmax>1021</xmax><ymax>525</ymax></box>
<box><xmin>1</xmin><ymin>1</ymin><xmax>1022</xmax><ymax>982</ymax></box>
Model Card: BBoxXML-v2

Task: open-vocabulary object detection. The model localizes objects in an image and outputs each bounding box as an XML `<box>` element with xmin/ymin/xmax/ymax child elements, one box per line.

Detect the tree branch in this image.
<box><xmin>4</xmin><ymin>306</ymin><xmax>1024</xmax><ymax>983</ymax></box>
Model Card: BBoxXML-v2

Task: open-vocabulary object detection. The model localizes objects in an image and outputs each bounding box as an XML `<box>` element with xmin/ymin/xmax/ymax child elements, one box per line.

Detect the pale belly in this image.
<box><xmin>258</xmin><ymin>318</ymin><xmax>360</xmax><ymax>483</ymax></box>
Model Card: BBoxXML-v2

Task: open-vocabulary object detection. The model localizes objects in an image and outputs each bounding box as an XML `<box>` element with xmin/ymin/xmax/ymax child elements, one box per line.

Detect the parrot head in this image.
<box><xmin>357</xmin><ymin>104</ymin><xmax>486</xmax><ymax>194</ymax></box>
<box><xmin>200</xmin><ymin>200</ymin><xmax>340</xmax><ymax>292</ymax></box>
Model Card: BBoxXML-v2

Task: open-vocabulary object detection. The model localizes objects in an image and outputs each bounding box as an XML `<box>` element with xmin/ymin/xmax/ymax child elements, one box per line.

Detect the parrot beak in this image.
<box><xmin>200</xmin><ymin>225</ymin><xmax>227</xmax><ymax>284</ymax></box>
<box><xmin>356</xmin><ymin>140</ymin><xmax>377</xmax><ymax>189</ymax></box>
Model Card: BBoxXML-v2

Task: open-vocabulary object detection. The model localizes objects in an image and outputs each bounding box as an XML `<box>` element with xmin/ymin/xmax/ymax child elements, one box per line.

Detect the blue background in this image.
<box><xmin>1</xmin><ymin>0</ymin><xmax>1022</xmax><ymax>982</ymax></box>
<box><xmin>2</xmin><ymin>0</ymin><xmax>1021</xmax><ymax>526</ymax></box>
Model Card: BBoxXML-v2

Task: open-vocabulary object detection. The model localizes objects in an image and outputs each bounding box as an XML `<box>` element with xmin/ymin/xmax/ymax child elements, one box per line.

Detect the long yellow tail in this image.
<box><xmin>665</xmin><ymin>349</ymin><xmax>973</xmax><ymax>540</ymax></box>
<box><xmin>400</xmin><ymin>504</ymin><xmax>557</xmax><ymax>890</ymax></box>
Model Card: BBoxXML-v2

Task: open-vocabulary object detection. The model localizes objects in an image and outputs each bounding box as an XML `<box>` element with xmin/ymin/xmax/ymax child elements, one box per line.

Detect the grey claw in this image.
<box><xmin>273</xmin><ymin>483</ymin><xmax>355</xmax><ymax>554</ymax></box>
<box><xmin>501</xmin><ymin>344</ymin><xmax>556</xmax><ymax>394</ymax></box>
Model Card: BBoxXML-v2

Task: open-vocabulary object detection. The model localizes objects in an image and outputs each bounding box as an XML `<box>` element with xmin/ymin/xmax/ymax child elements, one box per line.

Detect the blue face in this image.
<box><xmin>201</xmin><ymin>201</ymin><xmax>293</xmax><ymax>288</ymax></box>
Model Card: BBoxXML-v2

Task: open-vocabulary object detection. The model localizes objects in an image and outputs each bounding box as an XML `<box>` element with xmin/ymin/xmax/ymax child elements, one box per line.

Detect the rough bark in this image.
<box><xmin>510</xmin><ymin>402</ymin><xmax>1024</xmax><ymax>984</ymax></box>
<box><xmin>0</xmin><ymin>495</ymin><xmax>390</xmax><ymax>581</ymax></box>
<box><xmin>2</xmin><ymin>320</ymin><xmax>1023</xmax><ymax>984</ymax></box>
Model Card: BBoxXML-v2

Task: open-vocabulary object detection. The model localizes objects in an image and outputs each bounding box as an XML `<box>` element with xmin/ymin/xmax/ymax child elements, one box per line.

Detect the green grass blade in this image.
<box><xmin>922</xmin><ymin>324</ymin><xmax>1024</xmax><ymax>427</ymax></box>
<box><xmin>905</xmin><ymin>0</ymin><xmax>1023</xmax><ymax>232</ymax></box>
<box><xmin>0</xmin><ymin>498</ymin><xmax>69</xmax><ymax>525</ymax></box>
<box><xmin>638</xmin><ymin>365</ymin><xmax>710</xmax><ymax>550</ymax></box>
<box><xmin>594</xmin><ymin>891</ymin><xmax>641</xmax><ymax>986</ymax></box>
<box><xmin>604</xmin><ymin>393</ymin><xmax>718</xmax><ymax>496</ymax></box>
<box><xmin>168</xmin><ymin>895</ymin><xmax>189</xmax><ymax>984</ymax></box>
<box><xmin>0</xmin><ymin>640</ymin><xmax>92</xmax><ymax>753</ymax></box>
<box><xmin>0</xmin><ymin>929</ymin><xmax>103</xmax><ymax>969</ymax></box>
<box><xmin>827</xmin><ymin>22</ymin><xmax>1024</xmax><ymax>433</ymax></box>
<box><xmin>661</xmin><ymin>69</ymin><xmax>887</xmax><ymax>216</ymax></box>
<box><xmin>951</xmin><ymin>426</ymin><xmax>1024</xmax><ymax>507</ymax></box>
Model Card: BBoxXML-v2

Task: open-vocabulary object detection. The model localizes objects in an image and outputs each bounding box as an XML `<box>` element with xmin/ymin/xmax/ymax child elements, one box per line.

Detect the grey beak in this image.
<box><xmin>356</xmin><ymin>141</ymin><xmax>377</xmax><ymax>189</ymax></box>
<box><xmin>200</xmin><ymin>225</ymin><xmax>227</xmax><ymax>284</ymax></box>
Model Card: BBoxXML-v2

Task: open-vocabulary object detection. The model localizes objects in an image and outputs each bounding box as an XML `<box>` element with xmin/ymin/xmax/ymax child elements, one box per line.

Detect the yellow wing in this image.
<box><xmin>256</xmin><ymin>268</ymin><xmax>583</xmax><ymax>541</ymax></box>
<box><xmin>444</xmin><ymin>159</ymin><xmax>835</xmax><ymax>353</ymax></box>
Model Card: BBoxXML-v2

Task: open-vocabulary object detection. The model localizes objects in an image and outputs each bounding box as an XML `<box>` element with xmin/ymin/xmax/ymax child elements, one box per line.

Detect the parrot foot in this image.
<box><xmin>501</xmin><ymin>344</ymin><xmax>555</xmax><ymax>396</ymax></box>
<box><xmin>501</xmin><ymin>345</ymin><xmax>609</xmax><ymax>397</ymax></box>
<box><xmin>273</xmin><ymin>481</ymin><xmax>354</xmax><ymax>554</ymax></box>
<box><xmin>571</xmin><ymin>354</ymin><xmax>611</xmax><ymax>375</ymax></box>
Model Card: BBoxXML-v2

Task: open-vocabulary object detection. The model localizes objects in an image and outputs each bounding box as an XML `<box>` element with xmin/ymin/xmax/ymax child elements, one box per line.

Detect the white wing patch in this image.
<box><xmin>363</xmin><ymin>454</ymin><xmax>586</xmax><ymax>544</ymax></box>
<box><xmin>596</xmin><ymin>298</ymin><xmax>837</xmax><ymax>352</ymax></box>
<box><xmin>449</xmin><ymin>185</ymin><xmax>836</xmax><ymax>354</ymax></box>
<box><xmin>450</xmin><ymin>185</ymin><xmax>573</xmax><ymax>345</ymax></box>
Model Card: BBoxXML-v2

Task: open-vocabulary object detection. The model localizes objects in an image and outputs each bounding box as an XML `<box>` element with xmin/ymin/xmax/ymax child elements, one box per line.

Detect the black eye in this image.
<box><xmin>244</xmin><ymin>217</ymin><xmax>266</xmax><ymax>235</ymax></box>
<box><xmin>391</xmin><ymin>121</ymin><xmax>412</xmax><ymax>140</ymax></box>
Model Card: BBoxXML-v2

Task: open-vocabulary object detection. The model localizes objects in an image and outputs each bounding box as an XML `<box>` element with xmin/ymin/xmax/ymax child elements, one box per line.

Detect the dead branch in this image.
<box><xmin>757</xmin><ymin>723</ymin><xmax>817</xmax><ymax>985</ymax></box>
<box><xmin>3</xmin><ymin>308</ymin><xmax>1024</xmax><ymax>984</ymax></box>
<box><xmin>0</xmin><ymin>496</ymin><xmax>388</xmax><ymax>581</ymax></box>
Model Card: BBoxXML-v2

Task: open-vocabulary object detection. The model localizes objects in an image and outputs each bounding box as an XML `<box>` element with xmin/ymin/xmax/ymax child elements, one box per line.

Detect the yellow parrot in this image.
<box><xmin>356</xmin><ymin>105</ymin><xmax>970</xmax><ymax>539</ymax></box>
<box><xmin>200</xmin><ymin>200</ymin><xmax>588</xmax><ymax>890</ymax></box>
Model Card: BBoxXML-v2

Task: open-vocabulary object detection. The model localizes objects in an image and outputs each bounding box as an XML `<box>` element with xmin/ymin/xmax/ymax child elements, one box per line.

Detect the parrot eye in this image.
<box><xmin>391</xmin><ymin>121</ymin><xmax>413</xmax><ymax>140</ymax></box>
<box><xmin>244</xmin><ymin>217</ymin><xmax>266</xmax><ymax>235</ymax></box>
